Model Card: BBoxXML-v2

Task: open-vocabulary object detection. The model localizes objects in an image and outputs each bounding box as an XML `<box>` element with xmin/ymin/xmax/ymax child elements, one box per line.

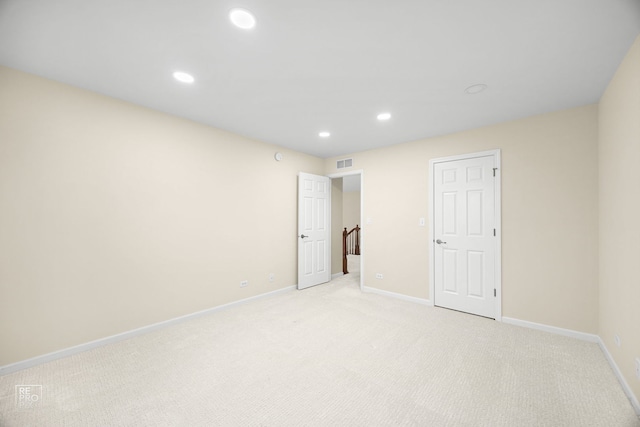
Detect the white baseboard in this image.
<box><xmin>598</xmin><ymin>338</ymin><xmax>640</xmax><ymax>416</ymax></box>
<box><xmin>502</xmin><ymin>316</ymin><xmax>639</xmax><ymax>416</ymax></box>
<box><xmin>0</xmin><ymin>285</ymin><xmax>296</xmax><ymax>376</ymax></box>
<box><xmin>362</xmin><ymin>285</ymin><xmax>432</xmax><ymax>306</ymax></box>
<box><xmin>331</xmin><ymin>272</ymin><xmax>344</xmax><ymax>279</ymax></box>
<box><xmin>501</xmin><ymin>317</ymin><xmax>599</xmax><ymax>342</ymax></box>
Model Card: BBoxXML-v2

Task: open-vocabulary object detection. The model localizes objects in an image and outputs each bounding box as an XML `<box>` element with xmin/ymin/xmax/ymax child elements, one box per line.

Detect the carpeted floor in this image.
<box><xmin>1</xmin><ymin>260</ymin><xmax>638</xmax><ymax>426</ymax></box>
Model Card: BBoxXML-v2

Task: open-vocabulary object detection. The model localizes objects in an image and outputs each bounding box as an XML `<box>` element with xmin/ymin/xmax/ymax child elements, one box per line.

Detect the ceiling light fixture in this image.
<box><xmin>465</xmin><ymin>84</ymin><xmax>487</xmax><ymax>94</ymax></box>
<box><xmin>319</xmin><ymin>131</ymin><xmax>331</xmax><ymax>138</ymax></box>
<box><xmin>173</xmin><ymin>71</ymin><xmax>194</xmax><ymax>84</ymax></box>
<box><xmin>377</xmin><ymin>112</ymin><xmax>391</xmax><ymax>121</ymax></box>
<box><xmin>229</xmin><ymin>8</ymin><xmax>256</xmax><ymax>29</ymax></box>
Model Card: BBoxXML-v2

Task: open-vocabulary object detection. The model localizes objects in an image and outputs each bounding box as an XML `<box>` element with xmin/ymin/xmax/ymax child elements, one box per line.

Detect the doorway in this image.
<box><xmin>329</xmin><ymin>171</ymin><xmax>363</xmax><ymax>291</ymax></box>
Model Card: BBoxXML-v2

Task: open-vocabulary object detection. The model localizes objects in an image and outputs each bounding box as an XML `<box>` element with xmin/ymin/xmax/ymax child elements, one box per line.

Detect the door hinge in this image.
<box><xmin>493</xmin><ymin>228</ymin><xmax>496</xmax><ymax>236</ymax></box>
<box><xmin>494</xmin><ymin>289</ymin><xmax>496</xmax><ymax>297</ymax></box>
<box><xmin>493</xmin><ymin>167</ymin><xmax>498</xmax><ymax>177</ymax></box>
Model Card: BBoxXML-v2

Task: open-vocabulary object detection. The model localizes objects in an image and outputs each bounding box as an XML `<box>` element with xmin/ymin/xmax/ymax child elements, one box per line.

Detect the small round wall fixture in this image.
<box><xmin>274</xmin><ymin>152</ymin><xmax>283</xmax><ymax>161</ymax></box>
<box><xmin>465</xmin><ymin>84</ymin><xmax>488</xmax><ymax>94</ymax></box>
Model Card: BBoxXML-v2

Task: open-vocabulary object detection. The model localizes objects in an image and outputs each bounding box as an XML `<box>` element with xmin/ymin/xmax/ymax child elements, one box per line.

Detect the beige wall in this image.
<box><xmin>0</xmin><ymin>66</ymin><xmax>323</xmax><ymax>366</ymax></box>
<box><xmin>598</xmin><ymin>35</ymin><xmax>640</xmax><ymax>404</ymax></box>
<box><xmin>331</xmin><ymin>178</ymin><xmax>344</xmax><ymax>275</ymax></box>
<box><xmin>342</xmin><ymin>191</ymin><xmax>361</xmax><ymax>231</ymax></box>
<box><xmin>325</xmin><ymin>104</ymin><xmax>600</xmax><ymax>334</ymax></box>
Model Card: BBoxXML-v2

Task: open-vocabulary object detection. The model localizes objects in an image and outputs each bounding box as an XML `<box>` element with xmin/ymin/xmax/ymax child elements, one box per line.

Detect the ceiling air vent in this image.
<box><xmin>337</xmin><ymin>158</ymin><xmax>353</xmax><ymax>169</ymax></box>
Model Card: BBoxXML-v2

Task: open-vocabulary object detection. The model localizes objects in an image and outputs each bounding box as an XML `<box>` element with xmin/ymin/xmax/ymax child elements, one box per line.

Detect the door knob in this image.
<box><xmin>436</xmin><ymin>239</ymin><xmax>447</xmax><ymax>245</ymax></box>
<box><xmin>300</xmin><ymin>234</ymin><xmax>309</xmax><ymax>239</ymax></box>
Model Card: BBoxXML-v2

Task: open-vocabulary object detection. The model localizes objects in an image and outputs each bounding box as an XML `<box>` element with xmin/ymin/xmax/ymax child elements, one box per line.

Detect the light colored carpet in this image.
<box><xmin>1</xmin><ymin>262</ymin><xmax>638</xmax><ymax>426</ymax></box>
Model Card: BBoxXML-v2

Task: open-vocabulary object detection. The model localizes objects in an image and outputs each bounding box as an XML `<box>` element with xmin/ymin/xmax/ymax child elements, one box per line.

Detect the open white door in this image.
<box><xmin>298</xmin><ymin>172</ymin><xmax>331</xmax><ymax>290</ymax></box>
<box><xmin>431</xmin><ymin>151</ymin><xmax>501</xmax><ymax>319</ymax></box>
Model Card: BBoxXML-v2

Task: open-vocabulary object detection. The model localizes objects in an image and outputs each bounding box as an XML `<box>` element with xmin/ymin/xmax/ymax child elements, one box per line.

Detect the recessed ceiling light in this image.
<box><xmin>319</xmin><ymin>131</ymin><xmax>331</xmax><ymax>138</ymax></box>
<box><xmin>377</xmin><ymin>112</ymin><xmax>391</xmax><ymax>121</ymax></box>
<box><xmin>465</xmin><ymin>84</ymin><xmax>487</xmax><ymax>94</ymax></box>
<box><xmin>229</xmin><ymin>8</ymin><xmax>256</xmax><ymax>29</ymax></box>
<box><xmin>173</xmin><ymin>71</ymin><xmax>194</xmax><ymax>84</ymax></box>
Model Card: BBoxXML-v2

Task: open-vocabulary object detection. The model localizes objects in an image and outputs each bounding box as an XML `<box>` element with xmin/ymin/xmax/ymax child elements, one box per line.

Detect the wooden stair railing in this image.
<box><xmin>342</xmin><ymin>225</ymin><xmax>360</xmax><ymax>274</ymax></box>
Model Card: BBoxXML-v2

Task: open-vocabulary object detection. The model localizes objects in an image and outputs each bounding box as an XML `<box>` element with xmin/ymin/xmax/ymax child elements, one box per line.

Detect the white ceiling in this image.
<box><xmin>342</xmin><ymin>175</ymin><xmax>361</xmax><ymax>193</ymax></box>
<box><xmin>1</xmin><ymin>1</ymin><xmax>639</xmax><ymax>158</ymax></box>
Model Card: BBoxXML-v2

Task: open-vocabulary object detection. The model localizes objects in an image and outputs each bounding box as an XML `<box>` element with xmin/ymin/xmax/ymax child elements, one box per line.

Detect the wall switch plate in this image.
<box><xmin>240</xmin><ymin>280</ymin><xmax>248</xmax><ymax>288</ymax></box>
<box><xmin>635</xmin><ymin>358</ymin><xmax>640</xmax><ymax>380</ymax></box>
<box><xmin>375</xmin><ymin>273</ymin><xmax>383</xmax><ymax>279</ymax></box>
<box><xmin>419</xmin><ymin>217</ymin><xmax>425</xmax><ymax>226</ymax></box>
<box><xmin>614</xmin><ymin>334</ymin><xmax>621</xmax><ymax>347</ymax></box>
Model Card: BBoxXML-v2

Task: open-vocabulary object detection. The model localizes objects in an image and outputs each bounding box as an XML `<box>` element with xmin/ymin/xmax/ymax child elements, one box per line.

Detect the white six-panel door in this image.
<box><xmin>297</xmin><ymin>172</ymin><xmax>331</xmax><ymax>290</ymax></box>
<box><xmin>433</xmin><ymin>153</ymin><xmax>498</xmax><ymax>318</ymax></box>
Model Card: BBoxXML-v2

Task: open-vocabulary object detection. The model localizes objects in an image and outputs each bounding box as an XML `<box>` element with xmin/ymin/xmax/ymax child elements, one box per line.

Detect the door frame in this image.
<box><xmin>328</xmin><ymin>169</ymin><xmax>364</xmax><ymax>291</ymax></box>
<box><xmin>428</xmin><ymin>150</ymin><xmax>502</xmax><ymax>321</ymax></box>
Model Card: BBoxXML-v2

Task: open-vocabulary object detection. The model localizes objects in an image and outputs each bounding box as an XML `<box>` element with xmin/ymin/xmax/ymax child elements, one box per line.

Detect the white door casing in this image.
<box><xmin>298</xmin><ymin>172</ymin><xmax>331</xmax><ymax>290</ymax></box>
<box><xmin>430</xmin><ymin>150</ymin><xmax>501</xmax><ymax>319</ymax></box>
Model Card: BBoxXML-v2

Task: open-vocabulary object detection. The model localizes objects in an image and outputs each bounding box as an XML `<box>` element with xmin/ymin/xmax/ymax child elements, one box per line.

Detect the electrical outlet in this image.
<box><xmin>614</xmin><ymin>334</ymin><xmax>621</xmax><ymax>347</ymax></box>
<box><xmin>268</xmin><ymin>273</ymin><xmax>275</xmax><ymax>282</ymax></box>
<box><xmin>240</xmin><ymin>280</ymin><xmax>248</xmax><ymax>288</ymax></box>
<box><xmin>635</xmin><ymin>358</ymin><xmax>640</xmax><ymax>380</ymax></box>
<box><xmin>375</xmin><ymin>273</ymin><xmax>383</xmax><ymax>279</ymax></box>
